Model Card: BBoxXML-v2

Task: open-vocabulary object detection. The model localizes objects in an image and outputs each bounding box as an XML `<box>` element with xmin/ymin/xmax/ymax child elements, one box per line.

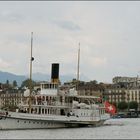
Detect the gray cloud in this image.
<box><xmin>0</xmin><ymin>10</ymin><xmax>25</xmax><ymax>23</ymax></box>
<box><xmin>52</xmin><ymin>20</ymin><xmax>81</xmax><ymax>31</ymax></box>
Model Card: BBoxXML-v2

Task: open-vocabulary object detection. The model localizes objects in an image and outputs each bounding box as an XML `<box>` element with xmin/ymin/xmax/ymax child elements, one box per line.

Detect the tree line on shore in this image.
<box><xmin>112</xmin><ymin>101</ymin><xmax>138</xmax><ymax>112</ymax></box>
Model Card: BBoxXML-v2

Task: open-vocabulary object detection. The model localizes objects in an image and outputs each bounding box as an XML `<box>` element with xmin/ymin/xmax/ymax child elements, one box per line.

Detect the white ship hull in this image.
<box><xmin>0</xmin><ymin>117</ymin><xmax>67</xmax><ymax>130</ymax></box>
<box><xmin>0</xmin><ymin>111</ymin><xmax>109</xmax><ymax>130</ymax></box>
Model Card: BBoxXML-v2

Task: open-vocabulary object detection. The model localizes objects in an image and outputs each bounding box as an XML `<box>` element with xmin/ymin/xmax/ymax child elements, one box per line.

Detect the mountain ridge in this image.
<box><xmin>0</xmin><ymin>71</ymin><xmax>89</xmax><ymax>86</ymax></box>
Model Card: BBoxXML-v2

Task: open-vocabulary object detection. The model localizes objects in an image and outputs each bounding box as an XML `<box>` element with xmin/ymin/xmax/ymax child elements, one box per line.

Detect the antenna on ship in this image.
<box><xmin>29</xmin><ymin>32</ymin><xmax>34</xmax><ymax>113</ymax></box>
<box><xmin>76</xmin><ymin>42</ymin><xmax>80</xmax><ymax>93</ymax></box>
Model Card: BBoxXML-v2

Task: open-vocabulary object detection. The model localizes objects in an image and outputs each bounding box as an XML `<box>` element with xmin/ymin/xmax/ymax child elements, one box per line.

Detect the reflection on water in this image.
<box><xmin>0</xmin><ymin>118</ymin><xmax>140</xmax><ymax>139</ymax></box>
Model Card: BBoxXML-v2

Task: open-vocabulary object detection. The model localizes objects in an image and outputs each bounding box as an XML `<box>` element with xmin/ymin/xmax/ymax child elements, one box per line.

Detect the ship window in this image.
<box><xmin>24</xmin><ymin>121</ymin><xmax>26</xmax><ymax>123</ymax></box>
<box><xmin>42</xmin><ymin>109</ymin><xmax>44</xmax><ymax>114</ymax></box>
<box><xmin>45</xmin><ymin>109</ymin><xmax>47</xmax><ymax>114</ymax></box>
<box><xmin>17</xmin><ymin>120</ymin><xmax>19</xmax><ymax>123</ymax></box>
<box><xmin>46</xmin><ymin>97</ymin><xmax>48</xmax><ymax>101</ymax></box>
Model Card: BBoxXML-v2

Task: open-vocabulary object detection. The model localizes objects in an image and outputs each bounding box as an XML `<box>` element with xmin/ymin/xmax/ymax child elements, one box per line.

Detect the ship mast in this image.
<box><xmin>77</xmin><ymin>43</ymin><xmax>80</xmax><ymax>92</ymax></box>
<box><xmin>29</xmin><ymin>32</ymin><xmax>34</xmax><ymax>113</ymax></box>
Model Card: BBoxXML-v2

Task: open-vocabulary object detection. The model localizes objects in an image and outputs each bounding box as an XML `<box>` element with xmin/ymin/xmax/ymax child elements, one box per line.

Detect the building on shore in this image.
<box><xmin>103</xmin><ymin>76</ymin><xmax>140</xmax><ymax>111</ymax></box>
<box><xmin>112</xmin><ymin>76</ymin><xmax>140</xmax><ymax>88</ymax></box>
<box><xmin>0</xmin><ymin>89</ymin><xmax>24</xmax><ymax>110</ymax></box>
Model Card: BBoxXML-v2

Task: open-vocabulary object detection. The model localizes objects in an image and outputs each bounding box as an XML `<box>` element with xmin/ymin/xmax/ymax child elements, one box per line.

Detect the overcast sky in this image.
<box><xmin>0</xmin><ymin>1</ymin><xmax>140</xmax><ymax>83</ymax></box>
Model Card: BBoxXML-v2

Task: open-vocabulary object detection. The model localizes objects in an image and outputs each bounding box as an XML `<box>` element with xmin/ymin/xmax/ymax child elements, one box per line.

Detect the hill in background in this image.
<box><xmin>0</xmin><ymin>71</ymin><xmax>89</xmax><ymax>86</ymax></box>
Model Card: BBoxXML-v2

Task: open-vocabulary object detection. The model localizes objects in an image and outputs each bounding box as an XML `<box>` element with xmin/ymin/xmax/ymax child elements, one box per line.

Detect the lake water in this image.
<box><xmin>0</xmin><ymin>118</ymin><xmax>139</xmax><ymax>139</ymax></box>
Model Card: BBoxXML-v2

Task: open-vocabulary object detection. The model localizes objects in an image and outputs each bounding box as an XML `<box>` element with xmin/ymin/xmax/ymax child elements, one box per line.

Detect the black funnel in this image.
<box><xmin>51</xmin><ymin>63</ymin><xmax>59</xmax><ymax>83</ymax></box>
